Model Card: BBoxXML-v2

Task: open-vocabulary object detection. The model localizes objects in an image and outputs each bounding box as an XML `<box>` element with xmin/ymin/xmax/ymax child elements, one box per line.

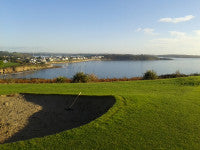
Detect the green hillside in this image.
<box><xmin>0</xmin><ymin>62</ymin><xmax>20</xmax><ymax>69</ymax></box>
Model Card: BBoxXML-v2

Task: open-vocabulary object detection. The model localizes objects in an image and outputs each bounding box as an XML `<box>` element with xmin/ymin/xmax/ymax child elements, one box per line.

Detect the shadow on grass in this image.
<box><xmin>5</xmin><ymin>94</ymin><xmax>115</xmax><ymax>143</ymax></box>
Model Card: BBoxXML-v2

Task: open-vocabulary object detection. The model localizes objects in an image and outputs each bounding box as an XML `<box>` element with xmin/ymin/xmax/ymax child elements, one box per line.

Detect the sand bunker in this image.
<box><xmin>0</xmin><ymin>94</ymin><xmax>115</xmax><ymax>144</ymax></box>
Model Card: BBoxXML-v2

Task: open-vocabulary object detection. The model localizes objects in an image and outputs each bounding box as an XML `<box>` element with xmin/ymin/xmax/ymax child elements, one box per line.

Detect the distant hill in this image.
<box><xmin>0</xmin><ymin>51</ymin><xmax>31</xmax><ymax>58</ymax></box>
<box><xmin>158</xmin><ymin>54</ymin><xmax>200</xmax><ymax>58</ymax></box>
<box><xmin>0</xmin><ymin>51</ymin><xmax>172</xmax><ymax>61</ymax></box>
<box><xmin>102</xmin><ymin>54</ymin><xmax>170</xmax><ymax>61</ymax></box>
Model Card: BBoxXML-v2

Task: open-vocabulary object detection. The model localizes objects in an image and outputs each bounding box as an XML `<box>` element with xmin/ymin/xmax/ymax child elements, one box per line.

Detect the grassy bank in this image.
<box><xmin>0</xmin><ymin>62</ymin><xmax>20</xmax><ymax>69</ymax></box>
<box><xmin>1</xmin><ymin>77</ymin><xmax>200</xmax><ymax>149</ymax></box>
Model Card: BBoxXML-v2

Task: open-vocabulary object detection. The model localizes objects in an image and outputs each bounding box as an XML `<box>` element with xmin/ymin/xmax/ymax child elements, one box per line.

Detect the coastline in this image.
<box><xmin>49</xmin><ymin>58</ymin><xmax>101</xmax><ymax>64</ymax></box>
<box><xmin>0</xmin><ymin>64</ymin><xmax>56</xmax><ymax>75</ymax></box>
<box><xmin>0</xmin><ymin>59</ymin><xmax>101</xmax><ymax>75</ymax></box>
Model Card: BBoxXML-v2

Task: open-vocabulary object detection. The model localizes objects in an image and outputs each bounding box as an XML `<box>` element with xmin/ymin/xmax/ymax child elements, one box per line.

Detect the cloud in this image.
<box><xmin>194</xmin><ymin>30</ymin><xmax>200</xmax><ymax>35</ymax></box>
<box><xmin>136</xmin><ymin>28</ymin><xmax>158</xmax><ymax>35</ymax></box>
<box><xmin>169</xmin><ymin>31</ymin><xmax>186</xmax><ymax>38</ymax></box>
<box><xmin>159</xmin><ymin>15</ymin><xmax>195</xmax><ymax>23</ymax></box>
<box><xmin>143</xmin><ymin>28</ymin><xmax>155</xmax><ymax>35</ymax></box>
<box><xmin>136</xmin><ymin>28</ymin><xmax>142</xmax><ymax>32</ymax></box>
<box><xmin>149</xmin><ymin>30</ymin><xmax>200</xmax><ymax>54</ymax></box>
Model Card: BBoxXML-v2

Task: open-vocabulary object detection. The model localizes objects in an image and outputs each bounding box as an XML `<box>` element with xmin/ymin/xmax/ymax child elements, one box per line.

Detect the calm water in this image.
<box><xmin>1</xmin><ymin>58</ymin><xmax>200</xmax><ymax>79</ymax></box>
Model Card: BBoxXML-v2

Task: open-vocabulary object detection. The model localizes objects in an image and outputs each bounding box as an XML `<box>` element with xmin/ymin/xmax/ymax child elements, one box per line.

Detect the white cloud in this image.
<box><xmin>194</xmin><ymin>30</ymin><xmax>200</xmax><ymax>35</ymax></box>
<box><xmin>136</xmin><ymin>28</ymin><xmax>142</xmax><ymax>32</ymax></box>
<box><xmin>136</xmin><ymin>28</ymin><xmax>158</xmax><ymax>35</ymax></box>
<box><xmin>149</xmin><ymin>30</ymin><xmax>200</xmax><ymax>54</ymax></box>
<box><xmin>169</xmin><ymin>31</ymin><xmax>186</xmax><ymax>38</ymax></box>
<box><xmin>143</xmin><ymin>28</ymin><xmax>155</xmax><ymax>34</ymax></box>
<box><xmin>159</xmin><ymin>15</ymin><xmax>195</xmax><ymax>23</ymax></box>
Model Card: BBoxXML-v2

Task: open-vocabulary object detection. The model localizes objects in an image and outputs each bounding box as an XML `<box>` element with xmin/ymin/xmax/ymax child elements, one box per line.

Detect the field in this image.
<box><xmin>1</xmin><ymin>76</ymin><xmax>200</xmax><ymax>149</ymax></box>
<box><xmin>0</xmin><ymin>62</ymin><xmax>20</xmax><ymax>69</ymax></box>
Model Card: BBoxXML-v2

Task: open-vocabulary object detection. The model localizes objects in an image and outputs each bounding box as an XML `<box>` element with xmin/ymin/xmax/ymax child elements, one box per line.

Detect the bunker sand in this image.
<box><xmin>0</xmin><ymin>94</ymin><xmax>115</xmax><ymax>144</ymax></box>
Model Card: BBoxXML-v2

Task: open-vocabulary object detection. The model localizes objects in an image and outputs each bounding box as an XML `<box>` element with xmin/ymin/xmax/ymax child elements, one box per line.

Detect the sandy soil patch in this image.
<box><xmin>0</xmin><ymin>94</ymin><xmax>115</xmax><ymax>144</ymax></box>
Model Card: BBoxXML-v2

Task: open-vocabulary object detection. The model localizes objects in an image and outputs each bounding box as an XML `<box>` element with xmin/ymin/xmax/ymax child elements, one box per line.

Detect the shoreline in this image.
<box><xmin>49</xmin><ymin>58</ymin><xmax>101</xmax><ymax>64</ymax></box>
<box><xmin>0</xmin><ymin>64</ymin><xmax>57</xmax><ymax>75</ymax></box>
<box><xmin>0</xmin><ymin>59</ymin><xmax>101</xmax><ymax>75</ymax></box>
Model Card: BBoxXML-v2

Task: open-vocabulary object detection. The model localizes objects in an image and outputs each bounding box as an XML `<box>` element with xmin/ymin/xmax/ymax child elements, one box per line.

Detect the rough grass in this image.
<box><xmin>0</xmin><ymin>77</ymin><xmax>200</xmax><ymax>149</ymax></box>
<box><xmin>0</xmin><ymin>62</ymin><xmax>20</xmax><ymax>69</ymax></box>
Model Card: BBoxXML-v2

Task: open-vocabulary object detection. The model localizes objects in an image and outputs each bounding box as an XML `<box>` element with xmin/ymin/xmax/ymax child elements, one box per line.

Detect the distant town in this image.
<box><xmin>23</xmin><ymin>55</ymin><xmax>104</xmax><ymax>64</ymax></box>
<box><xmin>0</xmin><ymin>51</ymin><xmax>106</xmax><ymax>67</ymax></box>
<box><xmin>1</xmin><ymin>50</ymin><xmax>200</xmax><ymax>69</ymax></box>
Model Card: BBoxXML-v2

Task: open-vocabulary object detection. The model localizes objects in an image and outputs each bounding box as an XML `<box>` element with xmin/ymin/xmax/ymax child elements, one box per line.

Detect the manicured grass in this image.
<box><xmin>0</xmin><ymin>62</ymin><xmax>20</xmax><ymax>69</ymax></box>
<box><xmin>1</xmin><ymin>77</ymin><xmax>200</xmax><ymax>149</ymax></box>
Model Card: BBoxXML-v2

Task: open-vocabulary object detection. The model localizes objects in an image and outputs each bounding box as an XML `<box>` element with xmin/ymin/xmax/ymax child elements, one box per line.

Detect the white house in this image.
<box><xmin>3</xmin><ymin>60</ymin><xmax>8</xmax><ymax>63</ymax></box>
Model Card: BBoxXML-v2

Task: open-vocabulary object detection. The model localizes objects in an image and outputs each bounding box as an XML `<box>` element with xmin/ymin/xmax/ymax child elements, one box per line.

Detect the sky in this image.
<box><xmin>1</xmin><ymin>0</ymin><xmax>200</xmax><ymax>54</ymax></box>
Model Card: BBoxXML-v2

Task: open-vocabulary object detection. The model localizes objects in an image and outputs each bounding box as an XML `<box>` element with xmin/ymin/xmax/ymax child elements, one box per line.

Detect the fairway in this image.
<box><xmin>1</xmin><ymin>76</ymin><xmax>200</xmax><ymax>149</ymax></box>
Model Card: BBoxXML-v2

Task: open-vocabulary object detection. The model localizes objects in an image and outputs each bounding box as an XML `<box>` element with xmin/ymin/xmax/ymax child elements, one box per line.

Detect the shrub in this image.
<box><xmin>175</xmin><ymin>70</ymin><xmax>181</xmax><ymax>76</ymax></box>
<box><xmin>190</xmin><ymin>73</ymin><xmax>200</xmax><ymax>76</ymax></box>
<box><xmin>56</xmin><ymin>76</ymin><xmax>66</xmax><ymax>83</ymax></box>
<box><xmin>72</xmin><ymin>72</ymin><xmax>89</xmax><ymax>83</ymax></box>
<box><xmin>159</xmin><ymin>71</ymin><xmax>187</xmax><ymax>79</ymax></box>
<box><xmin>143</xmin><ymin>70</ymin><xmax>158</xmax><ymax>80</ymax></box>
<box><xmin>88</xmin><ymin>74</ymin><xmax>99</xmax><ymax>82</ymax></box>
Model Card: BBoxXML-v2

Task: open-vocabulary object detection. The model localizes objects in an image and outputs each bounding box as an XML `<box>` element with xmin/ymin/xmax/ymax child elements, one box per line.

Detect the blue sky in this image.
<box><xmin>1</xmin><ymin>0</ymin><xmax>200</xmax><ymax>54</ymax></box>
